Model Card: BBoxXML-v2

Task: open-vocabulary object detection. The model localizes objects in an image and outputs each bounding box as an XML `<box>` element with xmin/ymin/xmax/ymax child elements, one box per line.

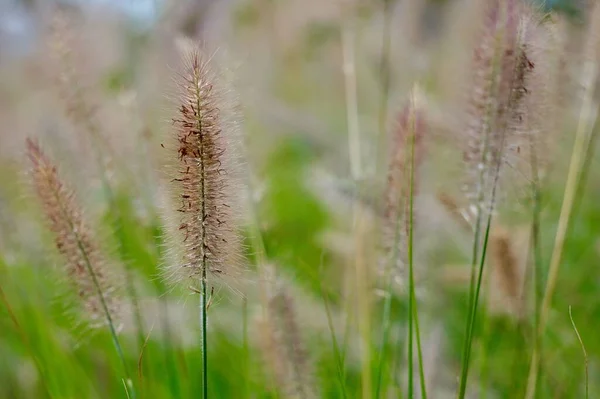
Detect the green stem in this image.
<box><xmin>320</xmin><ymin>267</ymin><xmax>347</xmax><ymax>399</ymax></box>
<box><xmin>457</xmin><ymin>205</ymin><xmax>483</xmax><ymax>399</ymax></box>
<box><xmin>243</xmin><ymin>298</ymin><xmax>250</xmax><ymax>397</ymax></box>
<box><xmin>407</xmin><ymin>102</ymin><xmax>426</xmax><ymax>399</ymax></box>
<box><xmin>457</xmin><ymin>4</ymin><xmax>510</xmax><ymax>391</ymax></box>
<box><xmin>529</xmin><ymin>135</ymin><xmax>543</xmax><ymax>395</ymax></box>
<box><xmin>52</xmin><ymin>185</ymin><xmax>135</xmax><ymax>398</ymax></box>
<box><xmin>376</xmin><ymin>193</ymin><xmax>405</xmax><ymax>397</ymax></box>
<box><xmin>200</xmin><ymin>277</ymin><xmax>208</xmax><ymax>399</ymax></box>
<box><xmin>569</xmin><ymin>306</ymin><xmax>588</xmax><ymax>399</ymax></box>
<box><xmin>194</xmin><ymin>64</ymin><xmax>209</xmax><ymax>399</ymax></box>
<box><xmin>161</xmin><ymin>297</ymin><xmax>181</xmax><ymax>398</ymax></box>
<box><xmin>412</xmin><ymin>291</ymin><xmax>426</xmax><ymax>399</ymax></box>
<box><xmin>375</xmin><ymin>276</ymin><xmax>395</xmax><ymax>398</ymax></box>
<box><xmin>0</xmin><ymin>282</ymin><xmax>52</xmax><ymax>398</ymax></box>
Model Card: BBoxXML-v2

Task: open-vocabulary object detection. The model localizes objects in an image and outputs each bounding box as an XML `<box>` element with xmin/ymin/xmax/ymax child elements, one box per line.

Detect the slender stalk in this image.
<box><xmin>407</xmin><ymin>105</ymin><xmax>426</xmax><ymax>399</ymax></box>
<box><xmin>568</xmin><ymin>306</ymin><xmax>588</xmax><ymax>399</ymax></box>
<box><xmin>160</xmin><ymin>295</ymin><xmax>181</xmax><ymax>398</ymax></box>
<box><xmin>375</xmin><ymin>276</ymin><xmax>395</xmax><ymax>398</ymax></box>
<box><xmin>524</xmin><ymin>59</ymin><xmax>599</xmax><ymax>399</ymax></box>
<box><xmin>376</xmin><ymin>189</ymin><xmax>405</xmax><ymax>397</ymax></box>
<box><xmin>391</xmin><ymin>328</ymin><xmax>405</xmax><ymax>399</ymax></box>
<box><xmin>75</xmin><ymin>235</ymin><xmax>133</xmax><ymax>396</ymax></box>
<box><xmin>456</xmin><ymin>123</ymin><xmax>486</xmax><ymax>399</ymax></box>
<box><xmin>196</xmin><ymin>75</ymin><xmax>209</xmax><ymax>399</ymax></box>
<box><xmin>407</xmin><ymin>142</ymin><xmax>414</xmax><ymax>399</ymax></box>
<box><xmin>0</xmin><ymin>283</ymin><xmax>52</xmax><ymax>398</ymax></box>
<box><xmin>243</xmin><ymin>298</ymin><xmax>250</xmax><ymax>397</ymax></box>
<box><xmin>48</xmin><ymin>177</ymin><xmax>135</xmax><ymax>398</ymax></box>
<box><xmin>529</xmin><ymin>130</ymin><xmax>544</xmax><ymax>393</ymax></box>
<box><xmin>457</xmin><ymin>3</ymin><xmax>514</xmax><ymax>391</ymax></box>
<box><xmin>319</xmin><ymin>264</ymin><xmax>347</xmax><ymax>399</ymax></box>
<box><xmin>463</xmin><ymin>210</ymin><xmax>494</xmax><ymax>376</ymax></box>
<box><xmin>457</xmin><ymin>38</ymin><xmax>499</xmax><ymax>396</ymax></box>
<box><xmin>459</xmin><ymin>118</ymin><xmax>507</xmax><ymax>397</ymax></box>
<box><xmin>412</xmin><ymin>295</ymin><xmax>426</xmax><ymax>399</ymax></box>
<box><xmin>200</xmin><ymin>276</ymin><xmax>208</xmax><ymax>399</ymax></box>
<box><xmin>478</xmin><ymin>271</ymin><xmax>495</xmax><ymax>399</ymax></box>
<box><xmin>353</xmin><ymin>205</ymin><xmax>372</xmax><ymax>398</ymax></box>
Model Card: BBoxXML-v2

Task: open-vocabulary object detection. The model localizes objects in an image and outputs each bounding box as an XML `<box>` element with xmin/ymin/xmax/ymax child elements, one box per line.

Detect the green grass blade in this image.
<box><xmin>569</xmin><ymin>306</ymin><xmax>588</xmax><ymax>399</ymax></box>
<box><xmin>200</xmin><ymin>278</ymin><xmax>208</xmax><ymax>399</ymax></box>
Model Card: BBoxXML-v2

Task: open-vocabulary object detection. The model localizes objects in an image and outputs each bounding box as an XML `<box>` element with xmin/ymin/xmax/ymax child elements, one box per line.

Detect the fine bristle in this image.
<box><xmin>26</xmin><ymin>138</ymin><xmax>120</xmax><ymax>327</ymax></box>
<box><xmin>164</xmin><ymin>45</ymin><xmax>243</xmax><ymax>291</ymax></box>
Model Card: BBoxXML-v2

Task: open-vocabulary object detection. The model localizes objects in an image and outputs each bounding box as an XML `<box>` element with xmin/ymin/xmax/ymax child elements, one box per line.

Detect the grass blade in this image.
<box><xmin>569</xmin><ymin>306</ymin><xmax>588</xmax><ymax>399</ymax></box>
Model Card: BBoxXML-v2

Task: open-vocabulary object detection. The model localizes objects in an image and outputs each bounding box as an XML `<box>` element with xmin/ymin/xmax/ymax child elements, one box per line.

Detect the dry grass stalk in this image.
<box><xmin>164</xmin><ymin>44</ymin><xmax>243</xmax><ymax>291</ymax></box>
<box><xmin>257</xmin><ymin>283</ymin><xmax>317</xmax><ymax>399</ymax></box>
<box><xmin>26</xmin><ymin>138</ymin><xmax>120</xmax><ymax>328</ymax></box>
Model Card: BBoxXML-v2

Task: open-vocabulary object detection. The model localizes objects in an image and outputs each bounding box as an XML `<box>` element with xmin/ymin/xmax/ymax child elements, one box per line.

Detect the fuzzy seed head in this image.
<box><xmin>165</xmin><ymin>46</ymin><xmax>243</xmax><ymax>290</ymax></box>
<box><xmin>462</xmin><ymin>0</ymin><xmax>537</xmax><ymax>211</ymax></box>
<box><xmin>26</xmin><ymin>138</ymin><xmax>120</xmax><ymax>327</ymax></box>
<box><xmin>257</xmin><ymin>283</ymin><xmax>317</xmax><ymax>399</ymax></box>
<box><xmin>382</xmin><ymin>89</ymin><xmax>426</xmax><ymax>272</ymax></box>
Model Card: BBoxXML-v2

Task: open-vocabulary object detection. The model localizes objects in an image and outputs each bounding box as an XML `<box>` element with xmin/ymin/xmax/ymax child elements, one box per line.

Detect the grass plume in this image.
<box><xmin>377</xmin><ymin>87</ymin><xmax>427</xmax><ymax>398</ymax></box>
<box><xmin>164</xmin><ymin>44</ymin><xmax>242</xmax><ymax>289</ymax></box>
<box><xmin>458</xmin><ymin>1</ymin><xmax>538</xmax><ymax>396</ymax></box>
<box><xmin>25</xmin><ymin>138</ymin><xmax>133</xmax><ymax>395</ymax></box>
<box><xmin>257</xmin><ymin>281</ymin><xmax>317</xmax><ymax>399</ymax></box>
<box><xmin>164</xmin><ymin>43</ymin><xmax>243</xmax><ymax>398</ymax></box>
<box><xmin>26</xmin><ymin>138</ymin><xmax>121</xmax><ymax>328</ymax></box>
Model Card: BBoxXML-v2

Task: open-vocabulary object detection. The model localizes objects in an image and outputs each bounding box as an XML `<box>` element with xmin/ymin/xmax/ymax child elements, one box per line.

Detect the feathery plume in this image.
<box><xmin>462</xmin><ymin>0</ymin><xmax>535</xmax><ymax>211</ymax></box>
<box><xmin>502</xmin><ymin>13</ymin><xmax>567</xmax><ymax>200</ymax></box>
<box><xmin>257</xmin><ymin>282</ymin><xmax>317</xmax><ymax>399</ymax></box>
<box><xmin>164</xmin><ymin>44</ymin><xmax>243</xmax><ymax>291</ymax></box>
<box><xmin>382</xmin><ymin>88</ymin><xmax>426</xmax><ymax>273</ymax></box>
<box><xmin>26</xmin><ymin>138</ymin><xmax>120</xmax><ymax>328</ymax></box>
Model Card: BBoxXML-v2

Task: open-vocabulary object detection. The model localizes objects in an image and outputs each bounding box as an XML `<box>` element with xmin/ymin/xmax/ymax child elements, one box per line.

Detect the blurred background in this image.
<box><xmin>0</xmin><ymin>0</ymin><xmax>598</xmax><ymax>398</ymax></box>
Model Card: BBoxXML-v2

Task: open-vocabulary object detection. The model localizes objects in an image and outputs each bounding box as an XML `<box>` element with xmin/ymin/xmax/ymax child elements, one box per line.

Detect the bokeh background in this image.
<box><xmin>0</xmin><ymin>0</ymin><xmax>598</xmax><ymax>398</ymax></box>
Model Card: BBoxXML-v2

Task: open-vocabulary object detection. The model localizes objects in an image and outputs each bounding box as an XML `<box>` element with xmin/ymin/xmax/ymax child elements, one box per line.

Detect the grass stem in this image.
<box><xmin>50</xmin><ymin>182</ymin><xmax>135</xmax><ymax>398</ymax></box>
<box><xmin>200</xmin><ymin>276</ymin><xmax>208</xmax><ymax>399</ymax></box>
